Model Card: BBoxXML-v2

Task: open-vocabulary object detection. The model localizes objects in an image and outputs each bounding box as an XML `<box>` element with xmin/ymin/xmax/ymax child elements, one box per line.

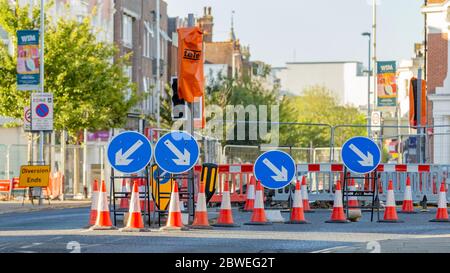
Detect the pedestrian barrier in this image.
<box><xmin>0</xmin><ymin>179</ymin><xmax>11</xmax><ymax>199</ymax></box>
<box><xmin>295</xmin><ymin>163</ymin><xmax>449</xmax><ymax>204</ymax></box>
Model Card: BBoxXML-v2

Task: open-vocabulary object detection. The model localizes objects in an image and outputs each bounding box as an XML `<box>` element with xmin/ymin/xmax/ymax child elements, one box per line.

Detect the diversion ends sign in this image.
<box><xmin>19</xmin><ymin>165</ymin><xmax>50</xmax><ymax>187</ymax></box>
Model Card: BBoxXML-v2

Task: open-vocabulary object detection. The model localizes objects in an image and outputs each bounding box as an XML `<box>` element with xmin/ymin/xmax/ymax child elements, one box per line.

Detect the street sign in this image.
<box><xmin>371</xmin><ymin>111</ymin><xmax>381</xmax><ymax>132</ymax></box>
<box><xmin>341</xmin><ymin>136</ymin><xmax>381</xmax><ymax>174</ymax></box>
<box><xmin>152</xmin><ymin>165</ymin><xmax>171</xmax><ymax>185</ymax></box>
<box><xmin>31</xmin><ymin>92</ymin><xmax>53</xmax><ymax>131</ymax></box>
<box><xmin>23</xmin><ymin>106</ymin><xmax>31</xmax><ymax>131</ymax></box>
<box><xmin>19</xmin><ymin>165</ymin><xmax>50</xmax><ymax>187</ymax></box>
<box><xmin>154</xmin><ymin>131</ymin><xmax>199</xmax><ymax>174</ymax></box>
<box><xmin>107</xmin><ymin>131</ymin><xmax>153</xmax><ymax>174</ymax></box>
<box><xmin>254</xmin><ymin>150</ymin><xmax>296</xmax><ymax>189</ymax></box>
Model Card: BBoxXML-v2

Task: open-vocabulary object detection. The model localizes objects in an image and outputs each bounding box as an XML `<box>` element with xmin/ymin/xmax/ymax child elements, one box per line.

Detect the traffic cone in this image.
<box><xmin>119</xmin><ymin>179</ymin><xmax>130</xmax><ymax>210</ymax></box>
<box><xmin>400</xmin><ymin>176</ymin><xmax>416</xmax><ymax>214</ymax></box>
<box><xmin>244</xmin><ymin>181</ymin><xmax>272</xmax><ymax>225</ymax></box>
<box><xmin>302</xmin><ymin>176</ymin><xmax>314</xmax><ymax>213</ymax></box>
<box><xmin>347</xmin><ymin>178</ymin><xmax>362</xmax><ymax>221</ymax></box>
<box><xmin>285</xmin><ymin>180</ymin><xmax>308</xmax><ymax>224</ymax></box>
<box><xmin>326</xmin><ymin>180</ymin><xmax>350</xmax><ymax>223</ymax></box>
<box><xmin>120</xmin><ymin>182</ymin><xmax>149</xmax><ymax>232</ymax></box>
<box><xmin>213</xmin><ymin>181</ymin><xmax>240</xmax><ymax>227</ymax></box>
<box><xmin>90</xmin><ymin>180</ymin><xmax>116</xmax><ymax>230</ymax></box>
<box><xmin>190</xmin><ymin>182</ymin><xmax>213</xmax><ymax>229</ymax></box>
<box><xmin>378</xmin><ymin>180</ymin><xmax>403</xmax><ymax>223</ymax></box>
<box><xmin>243</xmin><ymin>176</ymin><xmax>256</xmax><ymax>211</ymax></box>
<box><xmin>86</xmin><ymin>180</ymin><xmax>99</xmax><ymax>227</ymax></box>
<box><xmin>430</xmin><ymin>180</ymin><xmax>449</xmax><ymax>222</ymax></box>
<box><xmin>160</xmin><ymin>182</ymin><xmax>188</xmax><ymax>231</ymax></box>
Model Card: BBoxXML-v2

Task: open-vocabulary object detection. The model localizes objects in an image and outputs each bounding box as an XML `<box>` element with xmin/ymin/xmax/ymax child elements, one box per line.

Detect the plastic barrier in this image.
<box><xmin>0</xmin><ymin>179</ymin><xmax>11</xmax><ymax>199</ymax></box>
<box><xmin>295</xmin><ymin>163</ymin><xmax>449</xmax><ymax>203</ymax></box>
<box><xmin>194</xmin><ymin>164</ymin><xmax>254</xmax><ymax>205</ymax></box>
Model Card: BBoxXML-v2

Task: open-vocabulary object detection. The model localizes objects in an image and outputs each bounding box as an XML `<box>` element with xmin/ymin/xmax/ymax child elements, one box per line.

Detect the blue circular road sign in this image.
<box><xmin>152</xmin><ymin>166</ymin><xmax>171</xmax><ymax>185</ymax></box>
<box><xmin>341</xmin><ymin>136</ymin><xmax>381</xmax><ymax>174</ymax></box>
<box><xmin>154</xmin><ymin>131</ymin><xmax>200</xmax><ymax>174</ymax></box>
<box><xmin>254</xmin><ymin>150</ymin><xmax>296</xmax><ymax>189</ymax></box>
<box><xmin>107</xmin><ymin>131</ymin><xmax>153</xmax><ymax>174</ymax></box>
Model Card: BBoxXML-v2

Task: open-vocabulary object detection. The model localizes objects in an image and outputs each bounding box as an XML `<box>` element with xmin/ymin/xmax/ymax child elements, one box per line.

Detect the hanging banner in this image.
<box><xmin>177</xmin><ymin>27</ymin><xmax>204</xmax><ymax>103</ymax></box>
<box><xmin>17</xmin><ymin>30</ymin><xmax>40</xmax><ymax>91</ymax></box>
<box><xmin>376</xmin><ymin>61</ymin><xmax>397</xmax><ymax>107</ymax></box>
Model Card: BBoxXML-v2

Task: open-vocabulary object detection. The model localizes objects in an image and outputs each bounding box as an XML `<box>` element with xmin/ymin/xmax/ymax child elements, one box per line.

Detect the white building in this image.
<box><xmin>272</xmin><ymin>61</ymin><xmax>373</xmax><ymax>108</ymax></box>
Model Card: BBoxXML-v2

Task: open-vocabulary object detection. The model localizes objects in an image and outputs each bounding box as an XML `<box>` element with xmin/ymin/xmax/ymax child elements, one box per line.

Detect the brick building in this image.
<box><xmin>423</xmin><ymin>0</ymin><xmax>450</xmax><ymax>163</ymax></box>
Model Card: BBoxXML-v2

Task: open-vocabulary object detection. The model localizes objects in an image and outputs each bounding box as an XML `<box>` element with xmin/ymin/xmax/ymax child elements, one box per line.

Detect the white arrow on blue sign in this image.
<box><xmin>341</xmin><ymin>136</ymin><xmax>381</xmax><ymax>174</ymax></box>
<box><xmin>107</xmin><ymin>131</ymin><xmax>153</xmax><ymax>174</ymax></box>
<box><xmin>154</xmin><ymin>131</ymin><xmax>200</xmax><ymax>174</ymax></box>
<box><xmin>152</xmin><ymin>166</ymin><xmax>171</xmax><ymax>185</ymax></box>
<box><xmin>254</xmin><ymin>150</ymin><xmax>296</xmax><ymax>189</ymax></box>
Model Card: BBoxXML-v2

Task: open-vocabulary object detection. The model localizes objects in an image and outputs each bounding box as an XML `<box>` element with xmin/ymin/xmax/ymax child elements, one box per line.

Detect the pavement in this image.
<box><xmin>0</xmin><ymin>206</ymin><xmax>450</xmax><ymax>253</ymax></box>
<box><xmin>0</xmin><ymin>200</ymin><xmax>91</xmax><ymax>215</ymax></box>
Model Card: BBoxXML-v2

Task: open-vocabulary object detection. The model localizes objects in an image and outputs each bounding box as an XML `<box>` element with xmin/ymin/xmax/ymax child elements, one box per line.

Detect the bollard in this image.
<box><xmin>420</xmin><ymin>195</ymin><xmax>429</xmax><ymax>212</ymax></box>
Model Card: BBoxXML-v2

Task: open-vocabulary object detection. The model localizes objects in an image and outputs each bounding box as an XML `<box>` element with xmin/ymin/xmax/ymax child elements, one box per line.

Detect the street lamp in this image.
<box><xmin>362</xmin><ymin>32</ymin><xmax>372</xmax><ymax>138</ymax></box>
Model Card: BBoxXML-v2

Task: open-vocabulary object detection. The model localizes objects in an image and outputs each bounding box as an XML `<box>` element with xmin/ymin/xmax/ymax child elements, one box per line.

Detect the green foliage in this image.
<box><xmin>0</xmin><ymin>1</ymin><xmax>139</xmax><ymax>142</ymax></box>
<box><xmin>279</xmin><ymin>85</ymin><xmax>367</xmax><ymax>147</ymax></box>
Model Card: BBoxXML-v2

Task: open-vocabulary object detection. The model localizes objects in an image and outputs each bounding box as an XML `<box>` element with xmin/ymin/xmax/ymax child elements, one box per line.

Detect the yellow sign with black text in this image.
<box><xmin>19</xmin><ymin>165</ymin><xmax>50</xmax><ymax>187</ymax></box>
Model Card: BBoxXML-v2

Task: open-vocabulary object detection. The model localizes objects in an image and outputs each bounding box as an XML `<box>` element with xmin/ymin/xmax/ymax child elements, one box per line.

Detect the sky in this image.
<box><xmin>164</xmin><ymin>0</ymin><xmax>424</xmax><ymax>68</ymax></box>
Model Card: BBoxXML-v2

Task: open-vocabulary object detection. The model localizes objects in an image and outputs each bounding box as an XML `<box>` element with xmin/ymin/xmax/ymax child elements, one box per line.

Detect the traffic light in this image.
<box><xmin>409</xmin><ymin>77</ymin><xmax>427</xmax><ymax>127</ymax></box>
<box><xmin>171</xmin><ymin>77</ymin><xmax>186</xmax><ymax>120</ymax></box>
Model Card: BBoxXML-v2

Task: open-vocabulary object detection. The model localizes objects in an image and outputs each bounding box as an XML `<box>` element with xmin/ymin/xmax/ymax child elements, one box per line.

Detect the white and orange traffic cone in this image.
<box><xmin>119</xmin><ymin>179</ymin><xmax>130</xmax><ymax>210</ymax></box>
<box><xmin>430</xmin><ymin>180</ymin><xmax>449</xmax><ymax>222</ymax></box>
<box><xmin>242</xmin><ymin>176</ymin><xmax>256</xmax><ymax>211</ymax></box>
<box><xmin>347</xmin><ymin>178</ymin><xmax>362</xmax><ymax>221</ymax></box>
<box><xmin>244</xmin><ymin>181</ymin><xmax>272</xmax><ymax>225</ymax></box>
<box><xmin>285</xmin><ymin>180</ymin><xmax>308</xmax><ymax>224</ymax></box>
<box><xmin>160</xmin><ymin>182</ymin><xmax>188</xmax><ymax>231</ymax></box>
<box><xmin>326</xmin><ymin>180</ymin><xmax>350</xmax><ymax>223</ymax></box>
<box><xmin>120</xmin><ymin>182</ymin><xmax>149</xmax><ymax>232</ymax></box>
<box><xmin>90</xmin><ymin>180</ymin><xmax>116</xmax><ymax>230</ymax></box>
<box><xmin>213</xmin><ymin>181</ymin><xmax>239</xmax><ymax>227</ymax></box>
<box><xmin>190</xmin><ymin>182</ymin><xmax>213</xmax><ymax>229</ymax></box>
<box><xmin>301</xmin><ymin>176</ymin><xmax>314</xmax><ymax>213</ymax></box>
<box><xmin>86</xmin><ymin>180</ymin><xmax>99</xmax><ymax>228</ymax></box>
<box><xmin>400</xmin><ymin>176</ymin><xmax>416</xmax><ymax>214</ymax></box>
<box><xmin>378</xmin><ymin>180</ymin><xmax>403</xmax><ymax>223</ymax></box>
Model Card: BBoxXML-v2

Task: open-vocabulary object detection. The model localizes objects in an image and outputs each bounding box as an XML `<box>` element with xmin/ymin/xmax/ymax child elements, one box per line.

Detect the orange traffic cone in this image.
<box><xmin>430</xmin><ymin>180</ymin><xmax>449</xmax><ymax>222</ymax></box>
<box><xmin>190</xmin><ymin>182</ymin><xmax>213</xmax><ymax>229</ymax></box>
<box><xmin>302</xmin><ymin>176</ymin><xmax>314</xmax><ymax>213</ymax></box>
<box><xmin>400</xmin><ymin>176</ymin><xmax>416</xmax><ymax>214</ymax></box>
<box><xmin>119</xmin><ymin>179</ymin><xmax>130</xmax><ymax>210</ymax></box>
<box><xmin>286</xmin><ymin>180</ymin><xmax>308</xmax><ymax>224</ymax></box>
<box><xmin>243</xmin><ymin>176</ymin><xmax>256</xmax><ymax>211</ymax></box>
<box><xmin>244</xmin><ymin>181</ymin><xmax>272</xmax><ymax>225</ymax></box>
<box><xmin>378</xmin><ymin>180</ymin><xmax>403</xmax><ymax>223</ymax></box>
<box><xmin>120</xmin><ymin>182</ymin><xmax>149</xmax><ymax>232</ymax></box>
<box><xmin>90</xmin><ymin>180</ymin><xmax>116</xmax><ymax>230</ymax></box>
<box><xmin>326</xmin><ymin>180</ymin><xmax>350</xmax><ymax>223</ymax></box>
<box><xmin>213</xmin><ymin>181</ymin><xmax>239</xmax><ymax>227</ymax></box>
<box><xmin>86</xmin><ymin>180</ymin><xmax>99</xmax><ymax>227</ymax></box>
<box><xmin>160</xmin><ymin>182</ymin><xmax>188</xmax><ymax>231</ymax></box>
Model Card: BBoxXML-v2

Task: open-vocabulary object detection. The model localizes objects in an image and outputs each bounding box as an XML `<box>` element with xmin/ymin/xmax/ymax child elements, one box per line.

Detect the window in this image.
<box><xmin>143</xmin><ymin>21</ymin><xmax>153</xmax><ymax>58</ymax></box>
<box><xmin>124</xmin><ymin>66</ymin><xmax>132</xmax><ymax>100</ymax></box>
<box><xmin>122</xmin><ymin>14</ymin><xmax>133</xmax><ymax>48</ymax></box>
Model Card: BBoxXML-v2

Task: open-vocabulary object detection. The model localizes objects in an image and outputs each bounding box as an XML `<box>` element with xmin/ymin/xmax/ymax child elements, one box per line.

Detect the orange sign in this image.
<box><xmin>177</xmin><ymin>27</ymin><xmax>204</xmax><ymax>103</ymax></box>
<box><xmin>19</xmin><ymin>165</ymin><xmax>50</xmax><ymax>187</ymax></box>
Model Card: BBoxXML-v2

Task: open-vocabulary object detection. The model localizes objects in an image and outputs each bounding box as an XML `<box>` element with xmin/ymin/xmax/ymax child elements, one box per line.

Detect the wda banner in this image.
<box><xmin>17</xmin><ymin>30</ymin><xmax>40</xmax><ymax>91</ymax></box>
<box><xmin>376</xmin><ymin>61</ymin><xmax>397</xmax><ymax>107</ymax></box>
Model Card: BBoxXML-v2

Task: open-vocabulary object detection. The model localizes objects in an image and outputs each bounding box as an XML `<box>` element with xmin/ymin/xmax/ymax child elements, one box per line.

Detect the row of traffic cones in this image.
<box><xmin>87</xmin><ymin>176</ymin><xmax>450</xmax><ymax>230</ymax></box>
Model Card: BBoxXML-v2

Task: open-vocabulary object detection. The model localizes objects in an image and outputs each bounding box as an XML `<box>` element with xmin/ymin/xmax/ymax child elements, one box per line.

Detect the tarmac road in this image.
<box><xmin>0</xmin><ymin>207</ymin><xmax>449</xmax><ymax>253</ymax></box>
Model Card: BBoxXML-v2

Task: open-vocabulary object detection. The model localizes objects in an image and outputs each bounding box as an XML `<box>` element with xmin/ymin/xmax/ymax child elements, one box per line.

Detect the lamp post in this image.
<box><xmin>362</xmin><ymin>32</ymin><xmax>372</xmax><ymax>138</ymax></box>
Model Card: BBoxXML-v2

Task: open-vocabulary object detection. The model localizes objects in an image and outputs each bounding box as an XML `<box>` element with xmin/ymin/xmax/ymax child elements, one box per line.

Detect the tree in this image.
<box><xmin>279</xmin><ymin>86</ymin><xmax>366</xmax><ymax>147</ymax></box>
<box><xmin>0</xmin><ymin>1</ymin><xmax>139</xmax><ymax>143</ymax></box>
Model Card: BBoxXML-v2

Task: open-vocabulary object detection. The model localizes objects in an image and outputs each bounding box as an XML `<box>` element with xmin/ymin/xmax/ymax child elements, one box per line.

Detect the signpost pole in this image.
<box><xmin>186</xmin><ymin>14</ymin><xmax>196</xmax><ymax>224</ymax></box>
<box><xmin>417</xmin><ymin>68</ymin><xmax>423</xmax><ymax>163</ymax></box>
<box><xmin>37</xmin><ymin>0</ymin><xmax>45</xmax><ymax>205</ymax></box>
